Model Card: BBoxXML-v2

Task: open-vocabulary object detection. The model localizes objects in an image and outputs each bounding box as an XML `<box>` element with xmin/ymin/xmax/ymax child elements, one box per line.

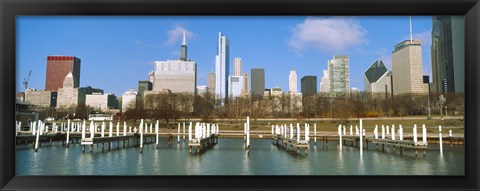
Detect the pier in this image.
<box><xmin>188</xmin><ymin>122</ymin><xmax>219</xmax><ymax>154</ymax></box>
<box><xmin>271</xmin><ymin>123</ymin><xmax>310</xmax><ymax>156</ymax></box>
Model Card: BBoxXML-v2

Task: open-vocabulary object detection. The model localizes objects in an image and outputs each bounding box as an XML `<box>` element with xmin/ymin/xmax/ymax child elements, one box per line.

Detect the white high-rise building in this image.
<box><xmin>122</xmin><ymin>89</ymin><xmax>138</xmax><ymax>111</ymax></box>
<box><xmin>320</xmin><ymin>70</ymin><xmax>330</xmax><ymax>93</ymax></box>
<box><xmin>233</xmin><ymin>57</ymin><xmax>242</xmax><ymax>76</ymax></box>
<box><xmin>328</xmin><ymin>55</ymin><xmax>350</xmax><ymax>96</ymax></box>
<box><xmin>215</xmin><ymin>32</ymin><xmax>230</xmax><ymax>105</ymax></box>
<box><xmin>392</xmin><ymin>40</ymin><xmax>424</xmax><ymax>95</ymax></box>
<box><xmin>289</xmin><ymin>69</ymin><xmax>297</xmax><ymax>93</ymax></box>
<box><xmin>228</xmin><ymin>75</ymin><xmax>244</xmax><ymax>98</ymax></box>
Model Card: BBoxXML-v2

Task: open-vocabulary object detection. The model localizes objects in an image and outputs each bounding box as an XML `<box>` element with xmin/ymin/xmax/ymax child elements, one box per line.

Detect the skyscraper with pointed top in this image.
<box><xmin>215</xmin><ymin>32</ymin><xmax>230</xmax><ymax>105</ymax></box>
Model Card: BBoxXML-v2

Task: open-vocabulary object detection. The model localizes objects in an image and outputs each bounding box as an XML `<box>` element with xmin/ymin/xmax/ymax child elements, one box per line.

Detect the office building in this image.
<box><xmin>328</xmin><ymin>55</ymin><xmax>350</xmax><ymax>96</ymax></box>
<box><xmin>392</xmin><ymin>40</ymin><xmax>424</xmax><ymax>95</ymax></box>
<box><xmin>215</xmin><ymin>32</ymin><xmax>230</xmax><ymax>105</ymax></box>
<box><xmin>289</xmin><ymin>69</ymin><xmax>297</xmax><ymax>93</ymax></box>
<box><xmin>45</xmin><ymin>56</ymin><xmax>81</xmax><ymax>91</ymax></box>
<box><xmin>25</xmin><ymin>89</ymin><xmax>57</xmax><ymax>108</ymax></box>
<box><xmin>243</xmin><ymin>73</ymin><xmax>249</xmax><ymax>94</ymax></box>
<box><xmin>320</xmin><ymin>70</ymin><xmax>330</xmax><ymax>93</ymax></box>
<box><xmin>301</xmin><ymin>76</ymin><xmax>317</xmax><ymax>96</ymax></box>
<box><xmin>251</xmin><ymin>68</ymin><xmax>265</xmax><ymax>98</ymax></box>
<box><xmin>228</xmin><ymin>76</ymin><xmax>244</xmax><ymax>98</ymax></box>
<box><xmin>208</xmin><ymin>72</ymin><xmax>216</xmax><ymax>96</ymax></box>
<box><xmin>138</xmin><ymin>81</ymin><xmax>153</xmax><ymax>97</ymax></box>
<box><xmin>431</xmin><ymin>16</ymin><xmax>464</xmax><ymax>93</ymax></box>
<box><xmin>57</xmin><ymin>72</ymin><xmax>86</xmax><ymax>108</ymax></box>
<box><xmin>86</xmin><ymin>93</ymin><xmax>117</xmax><ymax>111</ymax></box>
<box><xmin>233</xmin><ymin>57</ymin><xmax>242</xmax><ymax>76</ymax></box>
<box><xmin>197</xmin><ymin>86</ymin><xmax>208</xmax><ymax>98</ymax></box>
<box><xmin>122</xmin><ymin>89</ymin><xmax>138</xmax><ymax>111</ymax></box>
<box><xmin>364</xmin><ymin>60</ymin><xmax>392</xmax><ymax>93</ymax></box>
<box><xmin>153</xmin><ymin>31</ymin><xmax>197</xmax><ymax>94</ymax></box>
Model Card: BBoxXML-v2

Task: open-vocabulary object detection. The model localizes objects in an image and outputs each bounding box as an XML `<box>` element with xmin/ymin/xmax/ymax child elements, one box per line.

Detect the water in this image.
<box><xmin>16</xmin><ymin>138</ymin><xmax>464</xmax><ymax>175</ymax></box>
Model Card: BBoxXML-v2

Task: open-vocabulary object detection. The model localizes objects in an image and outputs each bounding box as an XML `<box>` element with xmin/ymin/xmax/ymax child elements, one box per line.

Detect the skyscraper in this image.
<box><xmin>392</xmin><ymin>39</ymin><xmax>424</xmax><ymax>95</ymax></box>
<box><xmin>215</xmin><ymin>32</ymin><xmax>230</xmax><ymax>105</ymax></box>
<box><xmin>301</xmin><ymin>76</ymin><xmax>317</xmax><ymax>96</ymax></box>
<box><xmin>251</xmin><ymin>68</ymin><xmax>265</xmax><ymax>98</ymax></box>
<box><xmin>228</xmin><ymin>75</ymin><xmax>244</xmax><ymax>98</ymax></box>
<box><xmin>57</xmin><ymin>72</ymin><xmax>86</xmax><ymax>108</ymax></box>
<box><xmin>242</xmin><ymin>73</ymin><xmax>249</xmax><ymax>94</ymax></box>
<box><xmin>45</xmin><ymin>56</ymin><xmax>81</xmax><ymax>91</ymax></box>
<box><xmin>233</xmin><ymin>57</ymin><xmax>242</xmax><ymax>76</ymax></box>
<box><xmin>289</xmin><ymin>69</ymin><xmax>297</xmax><ymax>93</ymax></box>
<box><xmin>328</xmin><ymin>55</ymin><xmax>350</xmax><ymax>96</ymax></box>
<box><xmin>208</xmin><ymin>72</ymin><xmax>216</xmax><ymax>96</ymax></box>
<box><xmin>431</xmin><ymin>16</ymin><xmax>464</xmax><ymax>93</ymax></box>
<box><xmin>364</xmin><ymin>60</ymin><xmax>392</xmax><ymax>93</ymax></box>
<box><xmin>320</xmin><ymin>70</ymin><xmax>330</xmax><ymax>93</ymax></box>
<box><xmin>180</xmin><ymin>31</ymin><xmax>188</xmax><ymax>61</ymax></box>
<box><xmin>153</xmin><ymin>31</ymin><xmax>197</xmax><ymax>94</ymax></box>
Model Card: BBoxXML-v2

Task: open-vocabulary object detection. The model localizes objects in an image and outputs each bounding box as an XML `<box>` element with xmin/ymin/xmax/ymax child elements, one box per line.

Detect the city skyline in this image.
<box><xmin>17</xmin><ymin>16</ymin><xmax>434</xmax><ymax>96</ymax></box>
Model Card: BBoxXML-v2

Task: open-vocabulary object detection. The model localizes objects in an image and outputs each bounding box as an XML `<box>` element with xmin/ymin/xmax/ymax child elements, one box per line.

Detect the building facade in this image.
<box><xmin>197</xmin><ymin>86</ymin><xmax>208</xmax><ymax>98</ymax></box>
<box><xmin>233</xmin><ymin>57</ymin><xmax>242</xmax><ymax>76</ymax></box>
<box><xmin>301</xmin><ymin>76</ymin><xmax>317</xmax><ymax>96</ymax></box>
<box><xmin>328</xmin><ymin>55</ymin><xmax>350</xmax><ymax>96</ymax></box>
<box><xmin>57</xmin><ymin>72</ymin><xmax>86</xmax><ymax>108</ymax></box>
<box><xmin>392</xmin><ymin>40</ymin><xmax>424</xmax><ymax>95</ymax></box>
<box><xmin>45</xmin><ymin>56</ymin><xmax>81</xmax><ymax>91</ymax></box>
<box><xmin>431</xmin><ymin>16</ymin><xmax>464</xmax><ymax>93</ymax></box>
<box><xmin>208</xmin><ymin>72</ymin><xmax>216</xmax><ymax>96</ymax></box>
<box><xmin>215</xmin><ymin>32</ymin><xmax>230</xmax><ymax>105</ymax></box>
<box><xmin>242</xmin><ymin>73</ymin><xmax>249</xmax><ymax>94</ymax></box>
<box><xmin>289</xmin><ymin>69</ymin><xmax>297</xmax><ymax>93</ymax></box>
<box><xmin>25</xmin><ymin>89</ymin><xmax>57</xmax><ymax>108</ymax></box>
<box><xmin>138</xmin><ymin>80</ymin><xmax>153</xmax><ymax>97</ymax></box>
<box><xmin>364</xmin><ymin>60</ymin><xmax>392</xmax><ymax>94</ymax></box>
<box><xmin>122</xmin><ymin>89</ymin><xmax>138</xmax><ymax>111</ymax></box>
<box><xmin>320</xmin><ymin>70</ymin><xmax>330</xmax><ymax>93</ymax></box>
<box><xmin>228</xmin><ymin>75</ymin><xmax>244</xmax><ymax>98</ymax></box>
<box><xmin>86</xmin><ymin>93</ymin><xmax>118</xmax><ymax>111</ymax></box>
<box><xmin>251</xmin><ymin>68</ymin><xmax>265</xmax><ymax>98</ymax></box>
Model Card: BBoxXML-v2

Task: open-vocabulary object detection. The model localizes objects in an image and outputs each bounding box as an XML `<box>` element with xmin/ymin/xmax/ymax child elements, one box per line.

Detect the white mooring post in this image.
<box><xmin>108</xmin><ymin>122</ymin><xmax>112</xmax><ymax>137</ymax></box>
<box><xmin>356</xmin><ymin>125</ymin><xmax>359</xmax><ymax>135</ymax></box>
<box><xmin>34</xmin><ymin>123</ymin><xmax>41</xmax><ymax>152</ymax></box>
<box><xmin>271</xmin><ymin>125</ymin><xmax>274</xmax><ymax>135</ymax></box>
<box><xmin>90</xmin><ymin>120</ymin><xmax>94</xmax><ymax>139</ymax></box>
<box><xmin>296</xmin><ymin>124</ymin><xmax>300</xmax><ymax>142</ymax></box>
<box><xmin>314</xmin><ymin>124</ymin><xmax>317</xmax><ymax>145</ymax></box>
<box><xmin>101</xmin><ymin>122</ymin><xmax>105</xmax><ymax>137</ymax></box>
<box><xmin>124</xmin><ymin>121</ymin><xmax>127</xmax><ymax>136</ymax></box>
<box><xmin>129</xmin><ymin>126</ymin><xmax>132</xmax><ymax>133</ymax></box>
<box><xmin>39</xmin><ymin>121</ymin><xmax>44</xmax><ymax>135</ymax></box>
<box><xmin>374</xmin><ymin>125</ymin><xmax>378</xmax><ymax>139</ymax></box>
<box><xmin>413</xmin><ymin>124</ymin><xmax>418</xmax><ymax>143</ymax></box>
<box><xmin>188</xmin><ymin>122</ymin><xmax>192</xmax><ymax>141</ymax></box>
<box><xmin>350</xmin><ymin>125</ymin><xmax>353</xmax><ymax>136</ymax></box>
<box><xmin>399</xmin><ymin>125</ymin><xmax>403</xmax><ymax>140</ymax></box>
<box><xmin>150</xmin><ymin>123</ymin><xmax>153</xmax><ymax>134</ymax></box>
<box><xmin>305</xmin><ymin>124</ymin><xmax>309</xmax><ymax>141</ymax></box>
<box><xmin>386</xmin><ymin>125</ymin><xmax>389</xmax><ymax>135</ymax></box>
<box><xmin>363</xmin><ymin>129</ymin><xmax>365</xmax><ymax>136</ymax></box>
<box><xmin>343</xmin><ymin>125</ymin><xmax>346</xmax><ymax>136</ymax></box>
<box><xmin>81</xmin><ymin>120</ymin><xmax>86</xmax><ymax>140</ymax></box>
<box><xmin>290</xmin><ymin>124</ymin><xmax>294</xmax><ymax>140</ymax></box>
<box><xmin>359</xmin><ymin>119</ymin><xmax>363</xmax><ymax>156</ymax></box>
<box><xmin>381</xmin><ymin>125</ymin><xmax>385</xmax><ymax>139</ymax></box>
<box><xmin>422</xmin><ymin>124</ymin><xmax>427</xmax><ymax>143</ymax></box>
<box><xmin>140</xmin><ymin>119</ymin><xmax>144</xmax><ymax>153</ymax></box>
<box><xmin>439</xmin><ymin>125</ymin><xmax>443</xmax><ymax>154</ymax></box>
<box><xmin>66</xmin><ymin>121</ymin><xmax>70</xmax><ymax>147</ymax></box>
<box><xmin>246</xmin><ymin>116</ymin><xmax>250</xmax><ymax>151</ymax></box>
<box><xmin>338</xmin><ymin>124</ymin><xmax>343</xmax><ymax>151</ymax></box>
<box><xmin>117</xmin><ymin>122</ymin><xmax>120</xmax><ymax>136</ymax></box>
<box><xmin>155</xmin><ymin>120</ymin><xmax>159</xmax><ymax>145</ymax></box>
<box><xmin>32</xmin><ymin>121</ymin><xmax>36</xmax><ymax>135</ymax></box>
<box><xmin>449</xmin><ymin>130</ymin><xmax>452</xmax><ymax>137</ymax></box>
<box><xmin>178</xmin><ymin>123</ymin><xmax>181</xmax><ymax>143</ymax></box>
<box><xmin>391</xmin><ymin>125</ymin><xmax>395</xmax><ymax>140</ymax></box>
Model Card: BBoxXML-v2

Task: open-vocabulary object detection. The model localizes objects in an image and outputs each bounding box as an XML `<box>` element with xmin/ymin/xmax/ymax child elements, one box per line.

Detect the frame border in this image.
<box><xmin>1</xmin><ymin>0</ymin><xmax>479</xmax><ymax>190</ymax></box>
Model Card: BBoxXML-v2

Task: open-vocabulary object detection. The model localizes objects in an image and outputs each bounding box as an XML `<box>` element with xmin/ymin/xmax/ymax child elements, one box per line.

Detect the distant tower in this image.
<box><xmin>208</xmin><ymin>72</ymin><xmax>216</xmax><ymax>96</ymax></box>
<box><xmin>45</xmin><ymin>56</ymin><xmax>81</xmax><ymax>91</ymax></box>
<box><xmin>251</xmin><ymin>68</ymin><xmax>265</xmax><ymax>99</ymax></box>
<box><xmin>392</xmin><ymin>39</ymin><xmax>424</xmax><ymax>95</ymax></box>
<box><xmin>180</xmin><ymin>30</ymin><xmax>188</xmax><ymax>61</ymax></box>
<box><xmin>320</xmin><ymin>70</ymin><xmax>330</xmax><ymax>93</ymax></box>
<box><xmin>215</xmin><ymin>32</ymin><xmax>230</xmax><ymax>105</ymax></box>
<box><xmin>328</xmin><ymin>55</ymin><xmax>350</xmax><ymax>96</ymax></box>
<box><xmin>233</xmin><ymin>57</ymin><xmax>242</xmax><ymax>76</ymax></box>
<box><xmin>243</xmin><ymin>72</ymin><xmax>249</xmax><ymax>94</ymax></box>
<box><xmin>289</xmin><ymin>69</ymin><xmax>297</xmax><ymax>93</ymax></box>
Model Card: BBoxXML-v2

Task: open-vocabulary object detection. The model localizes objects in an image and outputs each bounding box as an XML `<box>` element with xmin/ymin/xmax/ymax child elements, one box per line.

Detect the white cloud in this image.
<box><xmin>288</xmin><ymin>17</ymin><xmax>368</xmax><ymax>53</ymax></box>
<box><xmin>163</xmin><ymin>25</ymin><xmax>194</xmax><ymax>46</ymax></box>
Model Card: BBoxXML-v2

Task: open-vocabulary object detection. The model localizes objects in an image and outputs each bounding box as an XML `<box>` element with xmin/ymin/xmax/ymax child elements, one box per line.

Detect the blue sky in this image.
<box><xmin>17</xmin><ymin>16</ymin><xmax>434</xmax><ymax>97</ymax></box>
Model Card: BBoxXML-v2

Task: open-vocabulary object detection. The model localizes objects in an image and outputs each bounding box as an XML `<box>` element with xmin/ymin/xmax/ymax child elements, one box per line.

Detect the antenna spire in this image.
<box><xmin>409</xmin><ymin>16</ymin><xmax>413</xmax><ymax>43</ymax></box>
<box><xmin>182</xmin><ymin>30</ymin><xmax>186</xmax><ymax>46</ymax></box>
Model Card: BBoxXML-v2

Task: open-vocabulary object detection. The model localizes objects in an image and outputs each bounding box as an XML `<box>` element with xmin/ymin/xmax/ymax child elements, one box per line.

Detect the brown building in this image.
<box><xmin>45</xmin><ymin>56</ymin><xmax>81</xmax><ymax>91</ymax></box>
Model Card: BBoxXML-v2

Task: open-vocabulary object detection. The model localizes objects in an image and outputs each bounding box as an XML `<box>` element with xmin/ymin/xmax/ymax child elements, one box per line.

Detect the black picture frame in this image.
<box><xmin>1</xmin><ymin>0</ymin><xmax>479</xmax><ymax>190</ymax></box>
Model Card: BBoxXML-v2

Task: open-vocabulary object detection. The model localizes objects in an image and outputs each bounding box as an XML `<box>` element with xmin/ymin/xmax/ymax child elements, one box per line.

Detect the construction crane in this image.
<box><xmin>22</xmin><ymin>70</ymin><xmax>32</xmax><ymax>91</ymax></box>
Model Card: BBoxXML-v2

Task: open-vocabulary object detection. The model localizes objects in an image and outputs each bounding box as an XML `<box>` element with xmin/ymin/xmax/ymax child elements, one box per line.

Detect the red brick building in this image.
<box><xmin>45</xmin><ymin>56</ymin><xmax>81</xmax><ymax>91</ymax></box>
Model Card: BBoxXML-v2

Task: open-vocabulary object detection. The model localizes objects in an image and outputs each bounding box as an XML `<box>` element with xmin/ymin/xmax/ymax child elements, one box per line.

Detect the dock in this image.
<box><xmin>273</xmin><ymin>135</ymin><xmax>309</xmax><ymax>155</ymax></box>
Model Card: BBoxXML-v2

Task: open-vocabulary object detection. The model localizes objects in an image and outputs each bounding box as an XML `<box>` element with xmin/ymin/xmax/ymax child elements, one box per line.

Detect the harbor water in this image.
<box><xmin>16</xmin><ymin>138</ymin><xmax>464</xmax><ymax>175</ymax></box>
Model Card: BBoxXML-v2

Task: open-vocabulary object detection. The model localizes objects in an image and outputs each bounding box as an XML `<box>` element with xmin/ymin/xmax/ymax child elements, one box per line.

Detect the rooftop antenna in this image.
<box><xmin>409</xmin><ymin>16</ymin><xmax>413</xmax><ymax>44</ymax></box>
<box><xmin>182</xmin><ymin>30</ymin><xmax>186</xmax><ymax>46</ymax></box>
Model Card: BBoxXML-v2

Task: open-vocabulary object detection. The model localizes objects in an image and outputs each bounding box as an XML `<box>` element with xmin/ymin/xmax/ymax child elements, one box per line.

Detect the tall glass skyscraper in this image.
<box><xmin>328</xmin><ymin>55</ymin><xmax>350</xmax><ymax>96</ymax></box>
<box><xmin>215</xmin><ymin>32</ymin><xmax>230</xmax><ymax>105</ymax></box>
<box><xmin>289</xmin><ymin>69</ymin><xmax>297</xmax><ymax>93</ymax></box>
<box><xmin>431</xmin><ymin>16</ymin><xmax>464</xmax><ymax>93</ymax></box>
